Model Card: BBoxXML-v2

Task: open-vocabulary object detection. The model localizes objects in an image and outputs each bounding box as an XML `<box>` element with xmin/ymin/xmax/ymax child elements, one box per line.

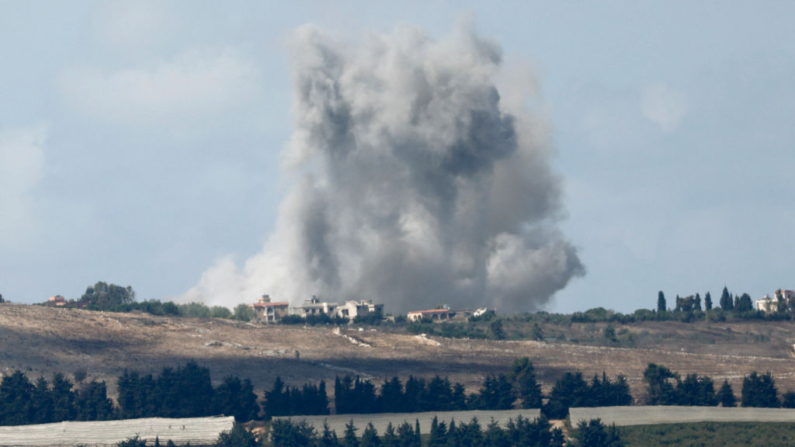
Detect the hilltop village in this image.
<box><xmin>250</xmin><ymin>294</ymin><xmax>494</xmax><ymax>325</ymax></box>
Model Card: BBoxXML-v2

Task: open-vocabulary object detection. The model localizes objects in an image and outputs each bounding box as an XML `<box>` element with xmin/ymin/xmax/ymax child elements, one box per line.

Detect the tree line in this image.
<box><xmin>643</xmin><ymin>363</ymin><xmax>795</xmax><ymax>408</ymax></box>
<box><xmin>269</xmin><ymin>415</ymin><xmax>571</xmax><ymax>447</ymax></box>
<box><xmin>264</xmin><ymin>358</ymin><xmax>631</xmax><ymax>421</ymax></box>
<box><xmin>0</xmin><ymin>361</ymin><xmax>258</xmax><ymax>426</ymax></box>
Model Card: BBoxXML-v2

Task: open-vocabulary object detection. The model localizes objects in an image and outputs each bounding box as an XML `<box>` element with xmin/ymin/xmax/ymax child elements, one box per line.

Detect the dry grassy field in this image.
<box><xmin>1</xmin><ymin>303</ymin><xmax>795</xmax><ymax>401</ymax></box>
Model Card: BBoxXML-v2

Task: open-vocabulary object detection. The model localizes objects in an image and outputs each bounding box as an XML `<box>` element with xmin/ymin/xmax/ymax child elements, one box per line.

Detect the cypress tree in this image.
<box><xmin>657</xmin><ymin>291</ymin><xmax>666</xmax><ymax>312</ymax></box>
<box><xmin>361</xmin><ymin>422</ymin><xmax>381</xmax><ymax>447</ymax></box>
<box><xmin>343</xmin><ymin>420</ymin><xmax>359</xmax><ymax>447</ymax></box>
<box><xmin>51</xmin><ymin>373</ymin><xmax>77</xmax><ymax>422</ymax></box>
<box><xmin>382</xmin><ymin>423</ymin><xmax>398</xmax><ymax>447</ymax></box>
<box><xmin>31</xmin><ymin>376</ymin><xmax>54</xmax><ymax>424</ymax></box>
<box><xmin>718</xmin><ymin>380</ymin><xmax>736</xmax><ymax>407</ymax></box>
<box><xmin>704</xmin><ymin>292</ymin><xmax>713</xmax><ymax>311</ymax></box>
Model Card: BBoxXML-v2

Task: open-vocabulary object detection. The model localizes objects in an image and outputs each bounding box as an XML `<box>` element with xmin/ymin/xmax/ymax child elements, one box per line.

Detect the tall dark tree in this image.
<box><xmin>265</xmin><ymin>376</ymin><xmax>291</xmax><ymax>418</ymax></box>
<box><xmin>543</xmin><ymin>372</ymin><xmax>589</xmax><ymax>419</ymax></box>
<box><xmin>75</xmin><ymin>380</ymin><xmax>115</xmax><ymax>421</ymax></box>
<box><xmin>742</xmin><ymin>371</ymin><xmax>779</xmax><ymax>408</ymax></box>
<box><xmin>0</xmin><ymin>370</ymin><xmax>34</xmax><ymax>425</ymax></box>
<box><xmin>319</xmin><ymin>422</ymin><xmax>341</xmax><ymax>447</ymax></box>
<box><xmin>720</xmin><ymin>286</ymin><xmax>733</xmax><ymax>310</ymax></box>
<box><xmin>704</xmin><ymin>292</ymin><xmax>713</xmax><ymax>311</ymax></box>
<box><xmin>718</xmin><ymin>380</ymin><xmax>736</xmax><ymax>407</ymax></box>
<box><xmin>213</xmin><ymin>376</ymin><xmax>260</xmax><ymax>422</ymax></box>
<box><xmin>30</xmin><ymin>377</ymin><xmax>54</xmax><ymax>424</ymax></box>
<box><xmin>694</xmin><ymin>293</ymin><xmax>702</xmax><ymax>311</ymax></box>
<box><xmin>343</xmin><ymin>420</ymin><xmax>360</xmax><ymax>447</ymax></box>
<box><xmin>511</xmin><ymin>358</ymin><xmax>542</xmax><ymax>409</ymax></box>
<box><xmin>428</xmin><ymin>417</ymin><xmax>448</xmax><ymax>447</ymax></box>
<box><xmin>51</xmin><ymin>373</ymin><xmax>77</xmax><ymax>422</ymax></box>
<box><xmin>574</xmin><ymin>419</ymin><xmax>624</xmax><ymax>447</ymax></box>
<box><xmin>643</xmin><ymin>363</ymin><xmax>678</xmax><ymax>405</ymax></box>
<box><xmin>360</xmin><ymin>423</ymin><xmax>382</xmax><ymax>447</ymax></box>
<box><xmin>382</xmin><ymin>423</ymin><xmax>398</xmax><ymax>447</ymax></box>
<box><xmin>657</xmin><ymin>291</ymin><xmax>666</xmax><ymax>312</ymax></box>
<box><xmin>736</xmin><ymin>293</ymin><xmax>753</xmax><ymax>312</ymax></box>
<box><xmin>378</xmin><ymin>377</ymin><xmax>404</xmax><ymax>413</ymax></box>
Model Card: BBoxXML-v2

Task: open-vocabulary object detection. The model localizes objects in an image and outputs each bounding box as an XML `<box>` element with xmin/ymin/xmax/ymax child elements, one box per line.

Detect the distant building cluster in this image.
<box><xmin>755</xmin><ymin>289</ymin><xmax>795</xmax><ymax>313</ymax></box>
<box><xmin>250</xmin><ymin>295</ymin><xmax>384</xmax><ymax>324</ymax></box>
<box><xmin>249</xmin><ymin>294</ymin><xmax>494</xmax><ymax>324</ymax></box>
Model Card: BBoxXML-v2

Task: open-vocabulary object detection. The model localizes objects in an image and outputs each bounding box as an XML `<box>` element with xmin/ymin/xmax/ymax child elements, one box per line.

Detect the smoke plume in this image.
<box><xmin>182</xmin><ymin>23</ymin><xmax>584</xmax><ymax>313</ymax></box>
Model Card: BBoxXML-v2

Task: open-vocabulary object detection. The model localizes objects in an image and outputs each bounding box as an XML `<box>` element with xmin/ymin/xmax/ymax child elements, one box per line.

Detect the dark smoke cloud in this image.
<box><xmin>182</xmin><ymin>22</ymin><xmax>584</xmax><ymax>313</ymax></box>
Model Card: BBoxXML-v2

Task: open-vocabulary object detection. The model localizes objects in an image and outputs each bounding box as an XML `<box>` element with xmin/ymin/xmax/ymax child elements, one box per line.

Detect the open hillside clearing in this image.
<box><xmin>2</xmin><ymin>303</ymin><xmax>795</xmax><ymax>402</ymax></box>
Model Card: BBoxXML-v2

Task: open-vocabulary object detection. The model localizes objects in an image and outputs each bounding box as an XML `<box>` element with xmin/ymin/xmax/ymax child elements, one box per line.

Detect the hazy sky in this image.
<box><xmin>2</xmin><ymin>1</ymin><xmax>793</xmax><ymax>313</ymax></box>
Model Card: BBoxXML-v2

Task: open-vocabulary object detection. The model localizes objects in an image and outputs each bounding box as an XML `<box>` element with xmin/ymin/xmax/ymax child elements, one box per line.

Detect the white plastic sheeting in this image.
<box><xmin>570</xmin><ymin>406</ymin><xmax>795</xmax><ymax>427</ymax></box>
<box><xmin>0</xmin><ymin>416</ymin><xmax>235</xmax><ymax>447</ymax></box>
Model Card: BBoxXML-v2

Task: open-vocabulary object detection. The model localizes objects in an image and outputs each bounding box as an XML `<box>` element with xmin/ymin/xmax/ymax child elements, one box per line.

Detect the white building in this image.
<box><xmin>291</xmin><ymin>296</ymin><xmax>339</xmax><ymax>318</ymax></box>
<box><xmin>756</xmin><ymin>289</ymin><xmax>795</xmax><ymax>313</ymax></box>
<box><xmin>756</xmin><ymin>295</ymin><xmax>778</xmax><ymax>313</ymax></box>
<box><xmin>336</xmin><ymin>300</ymin><xmax>384</xmax><ymax>319</ymax></box>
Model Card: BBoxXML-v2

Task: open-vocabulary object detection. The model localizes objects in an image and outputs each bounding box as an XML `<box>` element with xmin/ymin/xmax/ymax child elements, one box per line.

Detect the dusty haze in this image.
<box><xmin>182</xmin><ymin>22</ymin><xmax>584</xmax><ymax>313</ymax></box>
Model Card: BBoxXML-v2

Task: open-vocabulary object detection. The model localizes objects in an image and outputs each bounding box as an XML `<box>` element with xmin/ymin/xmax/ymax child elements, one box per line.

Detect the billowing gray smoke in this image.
<box><xmin>183</xmin><ymin>22</ymin><xmax>584</xmax><ymax>313</ymax></box>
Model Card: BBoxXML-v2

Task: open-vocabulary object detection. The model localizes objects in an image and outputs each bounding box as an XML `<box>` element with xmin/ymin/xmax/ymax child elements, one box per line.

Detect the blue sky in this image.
<box><xmin>1</xmin><ymin>1</ymin><xmax>793</xmax><ymax>313</ymax></box>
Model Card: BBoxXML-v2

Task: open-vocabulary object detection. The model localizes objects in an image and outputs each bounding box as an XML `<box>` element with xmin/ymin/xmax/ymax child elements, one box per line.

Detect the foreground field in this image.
<box><xmin>619</xmin><ymin>422</ymin><xmax>795</xmax><ymax>447</ymax></box>
<box><xmin>2</xmin><ymin>303</ymin><xmax>795</xmax><ymax>401</ymax></box>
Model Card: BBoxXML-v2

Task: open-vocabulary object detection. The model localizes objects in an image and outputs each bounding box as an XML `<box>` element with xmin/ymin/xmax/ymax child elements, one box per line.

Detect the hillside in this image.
<box><xmin>1</xmin><ymin>303</ymin><xmax>795</xmax><ymax>401</ymax></box>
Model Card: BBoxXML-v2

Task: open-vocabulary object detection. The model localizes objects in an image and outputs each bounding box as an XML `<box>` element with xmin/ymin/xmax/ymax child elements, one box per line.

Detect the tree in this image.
<box><xmin>694</xmin><ymin>293</ymin><xmax>702</xmax><ymax>311</ymax></box>
<box><xmin>0</xmin><ymin>293</ymin><xmax>4</xmax><ymax>303</ymax></box>
<box><xmin>382</xmin><ymin>423</ymin><xmax>398</xmax><ymax>447</ymax></box>
<box><xmin>361</xmin><ymin>423</ymin><xmax>382</xmax><ymax>447</ymax></box>
<box><xmin>742</xmin><ymin>371</ymin><xmax>779</xmax><ymax>408</ymax></box>
<box><xmin>265</xmin><ymin>376</ymin><xmax>290</xmax><ymax>418</ymax></box>
<box><xmin>51</xmin><ymin>373</ymin><xmax>77</xmax><ymax>422</ymax></box>
<box><xmin>782</xmin><ymin>392</ymin><xmax>795</xmax><ymax>409</ymax></box>
<box><xmin>736</xmin><ymin>293</ymin><xmax>753</xmax><ymax>312</ymax></box>
<box><xmin>319</xmin><ymin>422</ymin><xmax>341</xmax><ymax>447</ymax></box>
<box><xmin>718</xmin><ymin>380</ymin><xmax>736</xmax><ymax>407</ymax></box>
<box><xmin>268</xmin><ymin>420</ymin><xmax>316</xmax><ymax>447</ymax></box>
<box><xmin>428</xmin><ymin>417</ymin><xmax>448</xmax><ymax>447</ymax></box>
<box><xmin>657</xmin><ymin>291</ymin><xmax>666</xmax><ymax>312</ymax></box>
<box><xmin>213</xmin><ymin>376</ymin><xmax>260</xmax><ymax>422</ymax></box>
<box><xmin>720</xmin><ymin>286</ymin><xmax>733</xmax><ymax>310</ymax></box>
<box><xmin>216</xmin><ymin>423</ymin><xmax>259</xmax><ymax>447</ymax></box>
<box><xmin>343</xmin><ymin>420</ymin><xmax>359</xmax><ymax>447</ymax></box>
<box><xmin>704</xmin><ymin>292</ymin><xmax>713</xmax><ymax>311</ymax></box>
<box><xmin>574</xmin><ymin>419</ymin><xmax>624</xmax><ymax>447</ymax></box>
<box><xmin>79</xmin><ymin>282</ymin><xmax>136</xmax><ymax>309</ymax></box>
<box><xmin>544</xmin><ymin>372</ymin><xmax>589</xmax><ymax>419</ymax></box>
<box><xmin>603</xmin><ymin>325</ymin><xmax>617</xmax><ymax>342</ymax></box>
<box><xmin>511</xmin><ymin>358</ymin><xmax>543</xmax><ymax>409</ymax></box>
<box><xmin>531</xmin><ymin>323</ymin><xmax>544</xmax><ymax>341</ymax></box>
<box><xmin>378</xmin><ymin>377</ymin><xmax>404</xmax><ymax>413</ymax></box>
<box><xmin>75</xmin><ymin>380</ymin><xmax>115</xmax><ymax>421</ymax></box>
<box><xmin>643</xmin><ymin>363</ymin><xmax>678</xmax><ymax>405</ymax></box>
<box><xmin>396</xmin><ymin>421</ymin><xmax>417</xmax><ymax>447</ymax></box>
<box><xmin>0</xmin><ymin>370</ymin><xmax>34</xmax><ymax>425</ymax></box>
<box><xmin>232</xmin><ymin>304</ymin><xmax>257</xmax><ymax>322</ymax></box>
<box><xmin>488</xmin><ymin>319</ymin><xmax>506</xmax><ymax>340</ymax></box>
